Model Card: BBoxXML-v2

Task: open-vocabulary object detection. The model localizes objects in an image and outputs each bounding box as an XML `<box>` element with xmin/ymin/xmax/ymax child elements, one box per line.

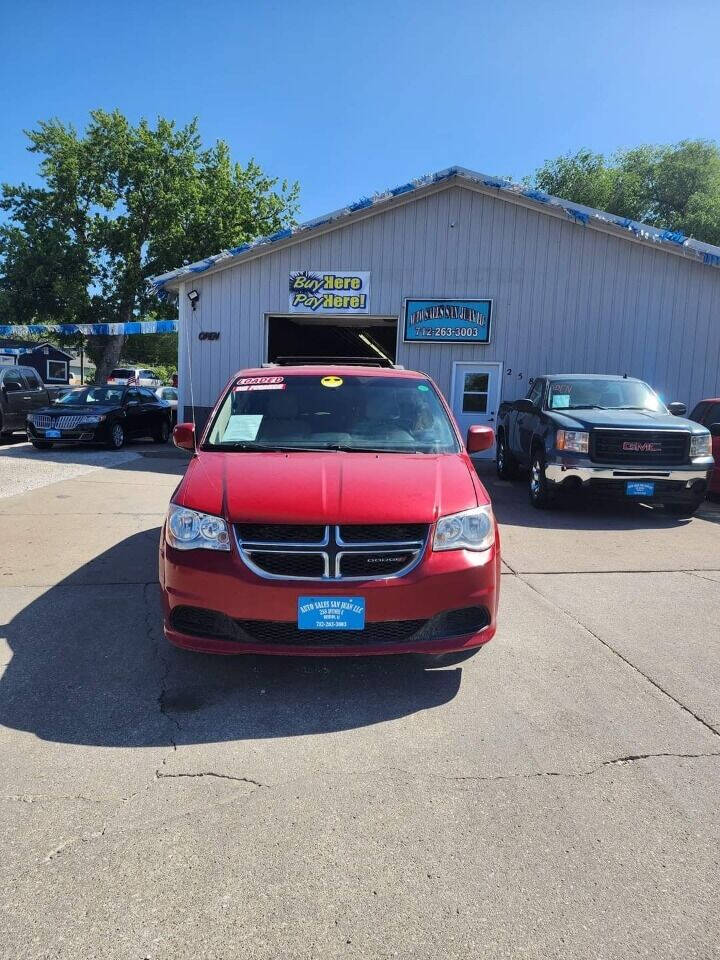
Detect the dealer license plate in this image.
<box><xmin>45</xmin><ymin>429</ymin><xmax>61</xmax><ymax>438</ymax></box>
<box><xmin>626</xmin><ymin>481</ymin><xmax>655</xmax><ymax>497</ymax></box>
<box><xmin>298</xmin><ymin>597</ymin><xmax>365</xmax><ymax>631</ymax></box>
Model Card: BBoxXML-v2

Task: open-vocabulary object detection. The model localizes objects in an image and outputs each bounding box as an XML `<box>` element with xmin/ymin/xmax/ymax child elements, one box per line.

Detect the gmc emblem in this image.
<box><xmin>622</xmin><ymin>441</ymin><xmax>662</xmax><ymax>452</ymax></box>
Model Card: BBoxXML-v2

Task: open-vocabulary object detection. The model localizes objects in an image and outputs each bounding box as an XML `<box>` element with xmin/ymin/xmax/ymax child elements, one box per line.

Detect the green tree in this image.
<box><xmin>0</xmin><ymin>110</ymin><xmax>299</xmax><ymax>381</ymax></box>
<box><xmin>531</xmin><ymin>140</ymin><xmax>720</xmax><ymax>245</ymax></box>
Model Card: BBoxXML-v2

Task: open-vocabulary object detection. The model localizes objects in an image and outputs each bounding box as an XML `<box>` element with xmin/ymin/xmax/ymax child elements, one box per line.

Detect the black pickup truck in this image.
<box><xmin>0</xmin><ymin>365</ymin><xmax>60</xmax><ymax>439</ymax></box>
<box><xmin>496</xmin><ymin>374</ymin><xmax>714</xmax><ymax>516</ymax></box>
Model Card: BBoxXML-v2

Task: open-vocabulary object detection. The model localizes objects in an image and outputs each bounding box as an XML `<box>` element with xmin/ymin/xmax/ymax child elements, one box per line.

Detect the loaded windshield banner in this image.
<box><xmin>289</xmin><ymin>271</ymin><xmax>370</xmax><ymax>314</ymax></box>
<box><xmin>403</xmin><ymin>299</ymin><xmax>492</xmax><ymax>344</ymax></box>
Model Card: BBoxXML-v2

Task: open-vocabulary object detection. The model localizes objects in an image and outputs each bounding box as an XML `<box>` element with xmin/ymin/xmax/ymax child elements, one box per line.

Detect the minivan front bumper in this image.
<box><xmin>160</xmin><ymin>525</ymin><xmax>500</xmax><ymax>656</ymax></box>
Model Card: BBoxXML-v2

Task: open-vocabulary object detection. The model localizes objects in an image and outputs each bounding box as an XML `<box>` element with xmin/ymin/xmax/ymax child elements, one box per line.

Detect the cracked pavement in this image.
<box><xmin>1</xmin><ymin>444</ymin><xmax>720</xmax><ymax>958</ymax></box>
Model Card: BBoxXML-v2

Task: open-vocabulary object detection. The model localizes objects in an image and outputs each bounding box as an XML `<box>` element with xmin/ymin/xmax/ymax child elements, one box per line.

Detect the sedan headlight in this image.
<box><xmin>81</xmin><ymin>414</ymin><xmax>106</xmax><ymax>424</ymax></box>
<box><xmin>433</xmin><ymin>505</ymin><xmax>495</xmax><ymax>552</ymax></box>
<box><xmin>166</xmin><ymin>504</ymin><xmax>230</xmax><ymax>551</ymax></box>
<box><xmin>556</xmin><ymin>430</ymin><xmax>589</xmax><ymax>453</ymax></box>
<box><xmin>690</xmin><ymin>432</ymin><xmax>712</xmax><ymax>458</ymax></box>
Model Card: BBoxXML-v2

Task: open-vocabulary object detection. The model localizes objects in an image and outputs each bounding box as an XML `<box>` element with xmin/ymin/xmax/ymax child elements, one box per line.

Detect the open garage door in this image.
<box><xmin>267</xmin><ymin>316</ymin><xmax>397</xmax><ymax>365</ymax></box>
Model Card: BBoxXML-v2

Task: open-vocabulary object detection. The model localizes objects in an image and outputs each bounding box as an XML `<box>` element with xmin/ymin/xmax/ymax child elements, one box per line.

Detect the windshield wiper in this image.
<box><xmin>206</xmin><ymin>441</ymin><xmax>426</xmax><ymax>454</ymax></box>
<box><xmin>563</xmin><ymin>405</ymin><xmax>607</xmax><ymax>410</ymax></box>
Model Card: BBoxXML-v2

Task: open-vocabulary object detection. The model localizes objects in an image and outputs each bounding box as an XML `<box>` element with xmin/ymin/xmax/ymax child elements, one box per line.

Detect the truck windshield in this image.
<box><xmin>547</xmin><ymin>379</ymin><xmax>666</xmax><ymax>412</ymax></box>
<box><xmin>204</xmin><ymin>374</ymin><xmax>460</xmax><ymax>454</ymax></box>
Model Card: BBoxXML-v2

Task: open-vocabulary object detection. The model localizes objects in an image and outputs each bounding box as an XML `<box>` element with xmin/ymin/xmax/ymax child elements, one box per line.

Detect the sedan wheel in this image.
<box><xmin>109</xmin><ymin>423</ymin><xmax>125</xmax><ymax>449</ymax></box>
<box><xmin>153</xmin><ymin>419</ymin><xmax>170</xmax><ymax>444</ymax></box>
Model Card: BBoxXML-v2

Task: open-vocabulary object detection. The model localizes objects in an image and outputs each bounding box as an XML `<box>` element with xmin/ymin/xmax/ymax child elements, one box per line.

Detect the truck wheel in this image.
<box><xmin>0</xmin><ymin>413</ymin><xmax>12</xmax><ymax>441</ymax></box>
<box><xmin>529</xmin><ymin>448</ymin><xmax>556</xmax><ymax>509</ymax></box>
<box><xmin>496</xmin><ymin>434</ymin><xmax>518</xmax><ymax>480</ymax></box>
<box><xmin>665</xmin><ymin>499</ymin><xmax>704</xmax><ymax>518</ymax></box>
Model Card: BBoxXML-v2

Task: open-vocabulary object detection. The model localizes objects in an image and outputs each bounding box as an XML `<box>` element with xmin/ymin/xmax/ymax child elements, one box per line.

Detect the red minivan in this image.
<box><xmin>160</xmin><ymin>365</ymin><xmax>500</xmax><ymax>657</ymax></box>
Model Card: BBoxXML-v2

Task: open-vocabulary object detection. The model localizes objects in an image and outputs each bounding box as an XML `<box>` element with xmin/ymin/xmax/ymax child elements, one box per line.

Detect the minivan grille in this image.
<box><xmin>234</xmin><ymin>523</ymin><xmax>429</xmax><ymax>581</ymax></box>
<box><xmin>591</xmin><ymin>429</ymin><xmax>689</xmax><ymax>465</ymax></box>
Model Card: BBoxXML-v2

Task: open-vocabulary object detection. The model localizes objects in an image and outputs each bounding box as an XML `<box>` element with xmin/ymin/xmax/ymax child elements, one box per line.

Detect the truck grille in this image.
<box><xmin>591</xmin><ymin>429</ymin><xmax>689</xmax><ymax>465</ymax></box>
<box><xmin>234</xmin><ymin>523</ymin><xmax>429</xmax><ymax>581</ymax></box>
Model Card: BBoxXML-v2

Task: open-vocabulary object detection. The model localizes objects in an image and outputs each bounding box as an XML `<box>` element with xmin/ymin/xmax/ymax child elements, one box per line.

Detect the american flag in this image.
<box><xmin>126</xmin><ymin>373</ymin><xmax>138</xmax><ymax>386</ymax></box>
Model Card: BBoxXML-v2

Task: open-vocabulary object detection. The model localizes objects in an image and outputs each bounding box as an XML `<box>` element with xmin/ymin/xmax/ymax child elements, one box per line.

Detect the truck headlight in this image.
<box><xmin>166</xmin><ymin>504</ymin><xmax>230</xmax><ymax>551</ymax></box>
<box><xmin>690</xmin><ymin>432</ymin><xmax>712</xmax><ymax>458</ymax></box>
<box><xmin>433</xmin><ymin>505</ymin><xmax>495</xmax><ymax>552</ymax></box>
<box><xmin>556</xmin><ymin>430</ymin><xmax>589</xmax><ymax>453</ymax></box>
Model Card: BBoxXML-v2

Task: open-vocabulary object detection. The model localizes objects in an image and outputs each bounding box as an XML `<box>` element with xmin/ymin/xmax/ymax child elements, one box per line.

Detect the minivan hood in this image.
<box><xmin>176</xmin><ymin>451</ymin><xmax>481</xmax><ymax>523</ymax></box>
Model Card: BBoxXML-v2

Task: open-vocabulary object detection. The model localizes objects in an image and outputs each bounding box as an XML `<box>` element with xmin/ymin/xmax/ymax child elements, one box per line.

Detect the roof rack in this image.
<box><xmin>271</xmin><ymin>356</ymin><xmax>396</xmax><ymax>368</ymax></box>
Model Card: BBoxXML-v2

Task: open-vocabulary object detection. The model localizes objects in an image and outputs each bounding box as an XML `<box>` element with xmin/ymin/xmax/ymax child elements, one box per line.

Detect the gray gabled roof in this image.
<box><xmin>149</xmin><ymin>165</ymin><xmax>720</xmax><ymax>298</ymax></box>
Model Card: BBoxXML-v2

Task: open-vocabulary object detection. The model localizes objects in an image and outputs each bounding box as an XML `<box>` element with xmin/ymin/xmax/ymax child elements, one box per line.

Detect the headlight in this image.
<box><xmin>556</xmin><ymin>430</ymin><xmax>589</xmax><ymax>453</ymax></box>
<box><xmin>433</xmin><ymin>505</ymin><xmax>495</xmax><ymax>552</ymax></box>
<box><xmin>690</xmin><ymin>432</ymin><xmax>712</xmax><ymax>458</ymax></box>
<box><xmin>81</xmin><ymin>415</ymin><xmax>105</xmax><ymax>424</ymax></box>
<box><xmin>166</xmin><ymin>504</ymin><xmax>230</xmax><ymax>551</ymax></box>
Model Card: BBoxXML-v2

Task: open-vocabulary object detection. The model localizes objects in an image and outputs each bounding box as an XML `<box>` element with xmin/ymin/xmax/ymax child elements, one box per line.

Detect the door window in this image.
<box><xmin>705</xmin><ymin>402</ymin><xmax>720</xmax><ymax>425</ymax></box>
<box><xmin>125</xmin><ymin>389</ymin><xmax>141</xmax><ymax>404</ymax></box>
<box><xmin>526</xmin><ymin>379</ymin><xmax>544</xmax><ymax>407</ymax></box>
<box><xmin>139</xmin><ymin>388</ymin><xmax>156</xmax><ymax>403</ymax></box>
<box><xmin>23</xmin><ymin>369</ymin><xmax>44</xmax><ymax>389</ymax></box>
<box><xmin>690</xmin><ymin>402</ymin><xmax>709</xmax><ymax>423</ymax></box>
<box><xmin>462</xmin><ymin>372</ymin><xmax>489</xmax><ymax>413</ymax></box>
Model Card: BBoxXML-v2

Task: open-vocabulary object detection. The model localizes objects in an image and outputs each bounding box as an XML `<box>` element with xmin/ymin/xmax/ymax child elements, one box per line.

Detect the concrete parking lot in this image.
<box><xmin>1</xmin><ymin>442</ymin><xmax>719</xmax><ymax>959</ymax></box>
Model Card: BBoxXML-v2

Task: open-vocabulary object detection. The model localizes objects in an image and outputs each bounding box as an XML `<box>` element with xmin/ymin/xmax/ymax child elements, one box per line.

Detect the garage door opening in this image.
<box><xmin>267</xmin><ymin>316</ymin><xmax>397</xmax><ymax>365</ymax></box>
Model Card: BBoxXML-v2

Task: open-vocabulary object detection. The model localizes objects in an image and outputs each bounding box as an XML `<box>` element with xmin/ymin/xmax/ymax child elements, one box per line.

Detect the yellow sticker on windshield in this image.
<box><xmin>321</xmin><ymin>376</ymin><xmax>343</xmax><ymax>388</ymax></box>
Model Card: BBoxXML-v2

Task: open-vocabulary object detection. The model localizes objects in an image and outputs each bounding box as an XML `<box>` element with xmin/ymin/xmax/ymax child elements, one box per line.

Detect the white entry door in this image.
<box><xmin>450</xmin><ymin>362</ymin><xmax>503</xmax><ymax>459</ymax></box>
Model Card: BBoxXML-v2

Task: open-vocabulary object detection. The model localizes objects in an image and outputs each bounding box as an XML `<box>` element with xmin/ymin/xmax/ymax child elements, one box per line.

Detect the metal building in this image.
<box><xmin>151</xmin><ymin>166</ymin><xmax>720</xmax><ymax>458</ymax></box>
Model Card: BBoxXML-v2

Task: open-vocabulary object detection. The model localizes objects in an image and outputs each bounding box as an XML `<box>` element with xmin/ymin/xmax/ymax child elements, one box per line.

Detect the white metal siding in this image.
<box><xmin>179</xmin><ymin>185</ymin><xmax>720</xmax><ymax>414</ymax></box>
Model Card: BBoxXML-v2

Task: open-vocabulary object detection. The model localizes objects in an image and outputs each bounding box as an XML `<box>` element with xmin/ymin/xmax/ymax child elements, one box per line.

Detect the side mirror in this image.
<box><xmin>2</xmin><ymin>381</ymin><xmax>20</xmax><ymax>393</ymax></box>
<box><xmin>668</xmin><ymin>402</ymin><xmax>687</xmax><ymax>417</ymax></box>
<box><xmin>516</xmin><ymin>398</ymin><xmax>536</xmax><ymax>413</ymax></box>
<box><xmin>709</xmin><ymin>422</ymin><xmax>720</xmax><ymax>438</ymax></box>
<box><xmin>466</xmin><ymin>425</ymin><xmax>495</xmax><ymax>454</ymax></box>
<box><xmin>173</xmin><ymin>422</ymin><xmax>196</xmax><ymax>451</ymax></box>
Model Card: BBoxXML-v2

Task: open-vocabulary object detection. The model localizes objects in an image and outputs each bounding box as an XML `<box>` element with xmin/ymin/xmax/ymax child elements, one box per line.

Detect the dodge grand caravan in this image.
<box><xmin>160</xmin><ymin>365</ymin><xmax>500</xmax><ymax>656</ymax></box>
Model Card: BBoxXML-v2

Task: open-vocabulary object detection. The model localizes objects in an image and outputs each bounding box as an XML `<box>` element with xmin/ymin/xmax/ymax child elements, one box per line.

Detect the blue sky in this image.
<box><xmin>2</xmin><ymin>0</ymin><xmax>719</xmax><ymax>223</ymax></box>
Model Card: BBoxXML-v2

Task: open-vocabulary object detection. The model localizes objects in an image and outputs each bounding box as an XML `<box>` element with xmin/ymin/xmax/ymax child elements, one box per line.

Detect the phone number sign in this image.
<box><xmin>403</xmin><ymin>299</ymin><xmax>492</xmax><ymax>344</ymax></box>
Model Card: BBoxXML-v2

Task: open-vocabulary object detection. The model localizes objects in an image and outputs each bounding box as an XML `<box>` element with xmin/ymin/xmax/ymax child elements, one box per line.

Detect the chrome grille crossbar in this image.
<box><xmin>235</xmin><ymin>524</ymin><xmax>428</xmax><ymax>581</ymax></box>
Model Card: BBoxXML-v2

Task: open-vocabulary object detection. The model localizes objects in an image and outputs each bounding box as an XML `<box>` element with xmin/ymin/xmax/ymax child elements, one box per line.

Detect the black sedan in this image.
<box><xmin>26</xmin><ymin>385</ymin><xmax>173</xmax><ymax>450</ymax></box>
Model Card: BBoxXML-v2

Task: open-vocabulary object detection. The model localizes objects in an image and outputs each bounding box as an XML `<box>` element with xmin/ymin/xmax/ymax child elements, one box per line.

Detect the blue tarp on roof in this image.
<box><xmin>149</xmin><ymin>165</ymin><xmax>720</xmax><ymax>298</ymax></box>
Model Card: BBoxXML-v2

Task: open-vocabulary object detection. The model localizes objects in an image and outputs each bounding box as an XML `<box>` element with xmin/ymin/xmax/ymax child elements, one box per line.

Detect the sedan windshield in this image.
<box><xmin>547</xmin><ymin>379</ymin><xmax>666</xmax><ymax>412</ymax></box>
<box><xmin>205</xmin><ymin>374</ymin><xmax>459</xmax><ymax>453</ymax></box>
<box><xmin>57</xmin><ymin>386</ymin><xmax>125</xmax><ymax>405</ymax></box>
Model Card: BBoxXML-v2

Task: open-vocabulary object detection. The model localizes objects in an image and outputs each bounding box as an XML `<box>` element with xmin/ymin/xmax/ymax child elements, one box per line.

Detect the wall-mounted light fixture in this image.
<box><xmin>187</xmin><ymin>289</ymin><xmax>200</xmax><ymax>311</ymax></box>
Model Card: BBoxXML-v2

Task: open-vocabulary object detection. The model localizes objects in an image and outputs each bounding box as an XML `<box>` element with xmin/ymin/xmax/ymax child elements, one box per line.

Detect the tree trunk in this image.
<box><xmin>87</xmin><ymin>334</ymin><xmax>125</xmax><ymax>385</ymax></box>
<box><xmin>87</xmin><ymin>300</ymin><xmax>134</xmax><ymax>384</ymax></box>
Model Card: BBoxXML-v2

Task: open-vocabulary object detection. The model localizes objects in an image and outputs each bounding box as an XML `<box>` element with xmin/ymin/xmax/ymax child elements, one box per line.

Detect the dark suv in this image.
<box><xmin>0</xmin><ymin>366</ymin><xmax>50</xmax><ymax>439</ymax></box>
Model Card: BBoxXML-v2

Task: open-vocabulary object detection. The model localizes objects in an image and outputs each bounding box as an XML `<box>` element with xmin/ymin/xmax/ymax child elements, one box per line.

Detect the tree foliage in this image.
<box><xmin>531</xmin><ymin>141</ymin><xmax>720</xmax><ymax>246</ymax></box>
<box><xmin>0</xmin><ymin>110</ymin><xmax>299</xmax><ymax>380</ymax></box>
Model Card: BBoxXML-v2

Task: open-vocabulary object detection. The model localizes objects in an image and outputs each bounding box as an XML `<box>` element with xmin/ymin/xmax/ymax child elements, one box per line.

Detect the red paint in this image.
<box><xmin>466</xmin><ymin>425</ymin><xmax>495</xmax><ymax>454</ymax></box>
<box><xmin>160</xmin><ymin>365</ymin><xmax>500</xmax><ymax>655</ymax></box>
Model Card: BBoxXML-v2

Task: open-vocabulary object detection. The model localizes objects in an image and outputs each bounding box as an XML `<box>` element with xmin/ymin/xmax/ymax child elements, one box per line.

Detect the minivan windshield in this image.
<box><xmin>546</xmin><ymin>378</ymin><xmax>666</xmax><ymax>412</ymax></box>
<box><xmin>205</xmin><ymin>374</ymin><xmax>460</xmax><ymax>453</ymax></box>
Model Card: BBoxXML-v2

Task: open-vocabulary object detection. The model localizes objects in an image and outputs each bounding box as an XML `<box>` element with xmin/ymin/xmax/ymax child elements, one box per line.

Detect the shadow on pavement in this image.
<box><xmin>0</xmin><ymin>528</ymin><xmax>463</xmax><ymax>747</ymax></box>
